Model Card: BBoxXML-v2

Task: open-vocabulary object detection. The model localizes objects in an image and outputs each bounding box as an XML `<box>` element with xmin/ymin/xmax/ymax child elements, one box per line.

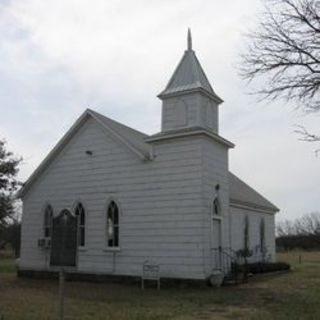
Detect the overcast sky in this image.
<box><xmin>0</xmin><ymin>0</ymin><xmax>319</xmax><ymax>222</ymax></box>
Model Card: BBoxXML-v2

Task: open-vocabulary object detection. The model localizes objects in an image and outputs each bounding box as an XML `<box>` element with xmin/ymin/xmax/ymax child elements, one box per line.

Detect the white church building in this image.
<box><xmin>18</xmin><ymin>31</ymin><xmax>279</xmax><ymax>282</ymax></box>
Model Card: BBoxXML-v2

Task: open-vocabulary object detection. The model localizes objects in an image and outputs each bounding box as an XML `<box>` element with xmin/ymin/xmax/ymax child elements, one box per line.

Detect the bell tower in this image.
<box><xmin>158</xmin><ymin>29</ymin><xmax>223</xmax><ymax>134</ymax></box>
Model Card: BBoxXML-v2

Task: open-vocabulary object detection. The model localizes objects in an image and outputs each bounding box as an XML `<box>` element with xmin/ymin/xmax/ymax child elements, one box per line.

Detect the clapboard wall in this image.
<box><xmin>161</xmin><ymin>93</ymin><xmax>219</xmax><ymax>133</ymax></box>
<box><xmin>229</xmin><ymin>205</ymin><xmax>276</xmax><ymax>262</ymax></box>
<box><xmin>20</xmin><ymin>117</ymin><xmax>211</xmax><ymax>279</ymax></box>
<box><xmin>200</xmin><ymin>137</ymin><xmax>231</xmax><ymax>277</ymax></box>
<box><xmin>20</xmin><ymin>115</ymin><xmax>276</xmax><ymax>279</ymax></box>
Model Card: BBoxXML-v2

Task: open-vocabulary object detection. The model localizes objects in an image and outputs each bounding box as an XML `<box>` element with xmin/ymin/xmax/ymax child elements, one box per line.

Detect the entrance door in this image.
<box><xmin>50</xmin><ymin>209</ymin><xmax>78</xmax><ymax>267</ymax></box>
<box><xmin>212</xmin><ymin>218</ymin><xmax>222</xmax><ymax>269</ymax></box>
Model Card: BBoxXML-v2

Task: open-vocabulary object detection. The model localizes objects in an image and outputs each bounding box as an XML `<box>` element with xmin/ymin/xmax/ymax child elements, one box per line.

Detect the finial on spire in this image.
<box><xmin>187</xmin><ymin>28</ymin><xmax>192</xmax><ymax>51</ymax></box>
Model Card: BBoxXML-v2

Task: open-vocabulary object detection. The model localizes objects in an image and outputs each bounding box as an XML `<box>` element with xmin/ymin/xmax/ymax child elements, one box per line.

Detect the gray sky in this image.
<box><xmin>0</xmin><ymin>0</ymin><xmax>319</xmax><ymax>222</ymax></box>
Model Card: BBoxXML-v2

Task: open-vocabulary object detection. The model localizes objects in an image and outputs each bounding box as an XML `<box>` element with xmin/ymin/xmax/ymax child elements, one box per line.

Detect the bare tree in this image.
<box><xmin>294</xmin><ymin>125</ymin><xmax>320</xmax><ymax>154</ymax></box>
<box><xmin>276</xmin><ymin>219</ymin><xmax>296</xmax><ymax>237</ymax></box>
<box><xmin>276</xmin><ymin>212</ymin><xmax>320</xmax><ymax>249</ymax></box>
<box><xmin>295</xmin><ymin>212</ymin><xmax>320</xmax><ymax>240</ymax></box>
<box><xmin>240</xmin><ymin>0</ymin><xmax>320</xmax><ymax>142</ymax></box>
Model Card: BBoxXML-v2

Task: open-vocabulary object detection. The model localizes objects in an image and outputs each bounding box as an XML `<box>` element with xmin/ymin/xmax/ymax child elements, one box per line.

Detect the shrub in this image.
<box><xmin>248</xmin><ymin>262</ymin><xmax>291</xmax><ymax>274</ymax></box>
<box><xmin>231</xmin><ymin>262</ymin><xmax>290</xmax><ymax>274</ymax></box>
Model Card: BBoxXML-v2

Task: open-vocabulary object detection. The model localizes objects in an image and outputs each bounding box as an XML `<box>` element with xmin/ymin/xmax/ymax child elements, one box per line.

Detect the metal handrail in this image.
<box><xmin>211</xmin><ymin>247</ymin><xmax>242</xmax><ymax>274</ymax></box>
<box><xmin>210</xmin><ymin>247</ymin><xmax>243</xmax><ymax>284</ymax></box>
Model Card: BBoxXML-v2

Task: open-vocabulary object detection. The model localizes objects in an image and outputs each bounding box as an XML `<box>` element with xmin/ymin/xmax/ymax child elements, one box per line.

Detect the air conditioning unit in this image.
<box><xmin>38</xmin><ymin>237</ymin><xmax>51</xmax><ymax>249</ymax></box>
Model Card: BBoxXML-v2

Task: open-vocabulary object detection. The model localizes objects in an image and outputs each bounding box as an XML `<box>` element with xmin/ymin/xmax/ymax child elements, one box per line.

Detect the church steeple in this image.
<box><xmin>159</xmin><ymin>30</ymin><xmax>223</xmax><ymax>133</ymax></box>
<box><xmin>159</xmin><ymin>30</ymin><xmax>222</xmax><ymax>103</ymax></box>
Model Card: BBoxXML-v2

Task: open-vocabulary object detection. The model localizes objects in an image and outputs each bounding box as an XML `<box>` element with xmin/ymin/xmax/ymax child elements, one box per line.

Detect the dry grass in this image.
<box><xmin>0</xmin><ymin>252</ymin><xmax>320</xmax><ymax>320</ymax></box>
<box><xmin>277</xmin><ymin>250</ymin><xmax>320</xmax><ymax>264</ymax></box>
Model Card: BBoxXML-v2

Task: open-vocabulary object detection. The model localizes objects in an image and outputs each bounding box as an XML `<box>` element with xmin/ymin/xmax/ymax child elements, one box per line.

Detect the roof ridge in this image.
<box><xmin>158</xmin><ymin>49</ymin><xmax>218</xmax><ymax>99</ymax></box>
<box><xmin>193</xmin><ymin>53</ymin><xmax>214</xmax><ymax>93</ymax></box>
<box><xmin>161</xmin><ymin>51</ymin><xmax>188</xmax><ymax>93</ymax></box>
<box><xmin>18</xmin><ymin>109</ymin><xmax>151</xmax><ymax>198</ymax></box>
<box><xmin>87</xmin><ymin>109</ymin><xmax>148</xmax><ymax>137</ymax></box>
<box><xmin>190</xmin><ymin>51</ymin><xmax>201</xmax><ymax>87</ymax></box>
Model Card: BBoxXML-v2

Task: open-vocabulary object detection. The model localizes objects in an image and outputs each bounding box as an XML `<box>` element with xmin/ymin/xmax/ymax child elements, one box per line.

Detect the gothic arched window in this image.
<box><xmin>260</xmin><ymin>218</ymin><xmax>266</xmax><ymax>252</ymax></box>
<box><xmin>206</xmin><ymin>103</ymin><xmax>214</xmax><ymax>128</ymax></box>
<box><xmin>213</xmin><ymin>197</ymin><xmax>221</xmax><ymax>216</ymax></box>
<box><xmin>175</xmin><ymin>100</ymin><xmax>187</xmax><ymax>127</ymax></box>
<box><xmin>44</xmin><ymin>204</ymin><xmax>53</xmax><ymax>238</ymax></box>
<box><xmin>107</xmin><ymin>201</ymin><xmax>119</xmax><ymax>247</ymax></box>
<box><xmin>75</xmin><ymin>203</ymin><xmax>85</xmax><ymax>247</ymax></box>
<box><xmin>244</xmin><ymin>215</ymin><xmax>250</xmax><ymax>251</ymax></box>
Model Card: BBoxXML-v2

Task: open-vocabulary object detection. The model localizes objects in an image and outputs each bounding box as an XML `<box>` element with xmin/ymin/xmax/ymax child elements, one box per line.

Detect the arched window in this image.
<box><xmin>75</xmin><ymin>203</ymin><xmax>85</xmax><ymax>247</ymax></box>
<box><xmin>260</xmin><ymin>218</ymin><xmax>266</xmax><ymax>252</ymax></box>
<box><xmin>244</xmin><ymin>215</ymin><xmax>250</xmax><ymax>251</ymax></box>
<box><xmin>213</xmin><ymin>196</ymin><xmax>221</xmax><ymax>216</ymax></box>
<box><xmin>175</xmin><ymin>100</ymin><xmax>187</xmax><ymax>127</ymax></box>
<box><xmin>44</xmin><ymin>204</ymin><xmax>53</xmax><ymax>237</ymax></box>
<box><xmin>206</xmin><ymin>103</ymin><xmax>214</xmax><ymax>128</ymax></box>
<box><xmin>107</xmin><ymin>201</ymin><xmax>119</xmax><ymax>247</ymax></box>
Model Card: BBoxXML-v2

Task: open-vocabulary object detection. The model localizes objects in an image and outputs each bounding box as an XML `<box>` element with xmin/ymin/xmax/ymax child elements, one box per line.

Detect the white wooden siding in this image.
<box><xmin>200</xmin><ymin>95</ymin><xmax>218</xmax><ymax>133</ymax></box>
<box><xmin>161</xmin><ymin>94</ymin><xmax>219</xmax><ymax>133</ymax></box>
<box><xmin>161</xmin><ymin>93</ymin><xmax>200</xmax><ymax>131</ymax></box>
<box><xmin>20</xmin><ymin>115</ymin><xmax>277</xmax><ymax>280</ymax></box>
<box><xmin>20</xmin><ymin>117</ymin><xmax>206</xmax><ymax>279</ymax></box>
<box><xmin>199</xmin><ymin>137</ymin><xmax>230</xmax><ymax>276</ymax></box>
<box><xmin>230</xmin><ymin>206</ymin><xmax>276</xmax><ymax>262</ymax></box>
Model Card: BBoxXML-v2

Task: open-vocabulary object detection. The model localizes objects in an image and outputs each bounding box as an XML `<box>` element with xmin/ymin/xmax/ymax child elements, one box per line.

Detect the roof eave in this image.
<box><xmin>88</xmin><ymin>110</ymin><xmax>150</xmax><ymax>161</ymax></box>
<box><xmin>145</xmin><ymin>128</ymin><xmax>234</xmax><ymax>148</ymax></box>
<box><xmin>17</xmin><ymin>110</ymin><xmax>92</xmax><ymax>199</ymax></box>
<box><xmin>158</xmin><ymin>87</ymin><xmax>223</xmax><ymax>104</ymax></box>
<box><xmin>230</xmin><ymin>198</ymin><xmax>279</xmax><ymax>214</ymax></box>
<box><xmin>18</xmin><ymin>109</ymin><xmax>152</xmax><ymax>199</ymax></box>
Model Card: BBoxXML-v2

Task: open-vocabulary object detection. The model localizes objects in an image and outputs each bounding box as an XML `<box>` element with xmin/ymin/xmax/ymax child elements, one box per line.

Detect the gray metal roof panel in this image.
<box><xmin>88</xmin><ymin>109</ymin><xmax>150</xmax><ymax>158</ymax></box>
<box><xmin>18</xmin><ymin>109</ymin><xmax>151</xmax><ymax>198</ymax></box>
<box><xmin>18</xmin><ymin>107</ymin><xmax>278</xmax><ymax>212</ymax></box>
<box><xmin>229</xmin><ymin>172</ymin><xmax>279</xmax><ymax>212</ymax></box>
<box><xmin>159</xmin><ymin>49</ymin><xmax>218</xmax><ymax>98</ymax></box>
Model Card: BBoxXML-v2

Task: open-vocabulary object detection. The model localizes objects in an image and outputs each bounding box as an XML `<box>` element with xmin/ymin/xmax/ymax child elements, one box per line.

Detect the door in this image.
<box><xmin>50</xmin><ymin>209</ymin><xmax>78</xmax><ymax>267</ymax></box>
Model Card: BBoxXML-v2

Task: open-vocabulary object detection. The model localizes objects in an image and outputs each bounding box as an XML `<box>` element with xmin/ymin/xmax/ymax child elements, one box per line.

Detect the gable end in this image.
<box><xmin>18</xmin><ymin>109</ymin><xmax>151</xmax><ymax>198</ymax></box>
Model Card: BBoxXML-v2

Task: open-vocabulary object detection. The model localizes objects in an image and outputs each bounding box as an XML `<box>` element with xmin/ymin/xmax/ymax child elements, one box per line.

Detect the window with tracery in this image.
<box><xmin>75</xmin><ymin>203</ymin><xmax>85</xmax><ymax>247</ymax></box>
<box><xmin>107</xmin><ymin>201</ymin><xmax>119</xmax><ymax>247</ymax></box>
<box><xmin>44</xmin><ymin>204</ymin><xmax>53</xmax><ymax>237</ymax></box>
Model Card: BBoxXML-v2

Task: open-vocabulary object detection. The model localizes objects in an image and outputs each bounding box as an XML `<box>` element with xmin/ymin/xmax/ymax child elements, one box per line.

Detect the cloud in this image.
<box><xmin>0</xmin><ymin>0</ymin><xmax>318</xmax><ymax>221</ymax></box>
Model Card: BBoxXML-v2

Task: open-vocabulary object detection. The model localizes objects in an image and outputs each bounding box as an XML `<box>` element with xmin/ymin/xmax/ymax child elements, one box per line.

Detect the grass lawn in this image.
<box><xmin>0</xmin><ymin>252</ymin><xmax>320</xmax><ymax>320</ymax></box>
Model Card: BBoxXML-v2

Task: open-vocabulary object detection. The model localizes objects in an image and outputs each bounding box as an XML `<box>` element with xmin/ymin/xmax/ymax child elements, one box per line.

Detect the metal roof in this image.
<box><xmin>145</xmin><ymin>126</ymin><xmax>235</xmax><ymax>148</ymax></box>
<box><xmin>18</xmin><ymin>108</ymin><xmax>278</xmax><ymax>212</ymax></box>
<box><xmin>229</xmin><ymin>172</ymin><xmax>279</xmax><ymax>212</ymax></box>
<box><xmin>18</xmin><ymin>109</ymin><xmax>151</xmax><ymax>198</ymax></box>
<box><xmin>88</xmin><ymin>109</ymin><xmax>150</xmax><ymax>158</ymax></box>
<box><xmin>158</xmin><ymin>30</ymin><xmax>222</xmax><ymax>102</ymax></box>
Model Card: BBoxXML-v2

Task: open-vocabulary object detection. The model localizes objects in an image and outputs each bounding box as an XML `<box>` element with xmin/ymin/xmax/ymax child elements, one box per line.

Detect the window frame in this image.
<box><xmin>74</xmin><ymin>202</ymin><xmax>86</xmax><ymax>248</ymax></box>
<box><xmin>260</xmin><ymin>218</ymin><xmax>266</xmax><ymax>252</ymax></box>
<box><xmin>175</xmin><ymin>99</ymin><xmax>188</xmax><ymax>127</ymax></box>
<box><xmin>212</xmin><ymin>195</ymin><xmax>222</xmax><ymax>219</ymax></box>
<box><xmin>106</xmin><ymin>200</ymin><xmax>120</xmax><ymax>250</ymax></box>
<box><xmin>244</xmin><ymin>215</ymin><xmax>250</xmax><ymax>251</ymax></box>
<box><xmin>43</xmin><ymin>204</ymin><xmax>53</xmax><ymax>238</ymax></box>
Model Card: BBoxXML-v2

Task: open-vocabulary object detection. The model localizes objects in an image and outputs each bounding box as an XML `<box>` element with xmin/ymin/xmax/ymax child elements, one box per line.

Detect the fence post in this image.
<box><xmin>59</xmin><ymin>268</ymin><xmax>65</xmax><ymax>320</ymax></box>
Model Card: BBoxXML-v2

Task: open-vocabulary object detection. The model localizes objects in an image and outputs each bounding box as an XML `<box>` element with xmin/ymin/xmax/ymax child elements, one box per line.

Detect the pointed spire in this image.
<box><xmin>158</xmin><ymin>29</ymin><xmax>223</xmax><ymax>104</ymax></box>
<box><xmin>187</xmin><ymin>28</ymin><xmax>192</xmax><ymax>51</ymax></box>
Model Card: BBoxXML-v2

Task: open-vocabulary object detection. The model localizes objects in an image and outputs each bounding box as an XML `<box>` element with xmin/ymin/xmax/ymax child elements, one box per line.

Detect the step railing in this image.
<box><xmin>211</xmin><ymin>247</ymin><xmax>244</xmax><ymax>281</ymax></box>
